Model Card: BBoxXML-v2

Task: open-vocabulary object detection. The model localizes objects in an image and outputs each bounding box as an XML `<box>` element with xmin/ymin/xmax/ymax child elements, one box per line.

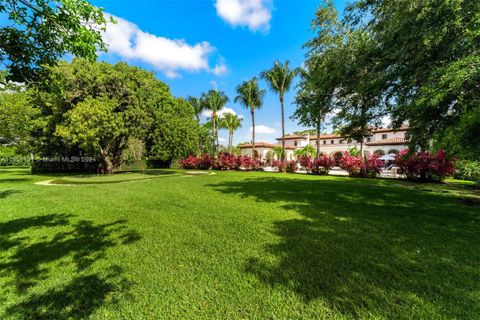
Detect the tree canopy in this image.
<box><xmin>0</xmin><ymin>0</ymin><xmax>108</xmax><ymax>83</ymax></box>
<box><xmin>29</xmin><ymin>58</ymin><xmax>197</xmax><ymax>172</ymax></box>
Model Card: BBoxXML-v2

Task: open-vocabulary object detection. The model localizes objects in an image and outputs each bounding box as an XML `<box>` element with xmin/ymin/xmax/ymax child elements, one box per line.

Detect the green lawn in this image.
<box><xmin>0</xmin><ymin>168</ymin><xmax>479</xmax><ymax>319</ymax></box>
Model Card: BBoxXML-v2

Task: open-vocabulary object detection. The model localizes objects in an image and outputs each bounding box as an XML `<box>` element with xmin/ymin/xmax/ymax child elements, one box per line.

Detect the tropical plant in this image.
<box><xmin>186</xmin><ymin>96</ymin><xmax>204</xmax><ymax>123</ymax></box>
<box><xmin>234</xmin><ymin>77</ymin><xmax>265</xmax><ymax>159</ymax></box>
<box><xmin>272</xmin><ymin>146</ymin><xmax>283</xmax><ymax>160</ymax></box>
<box><xmin>201</xmin><ymin>90</ymin><xmax>229</xmax><ymax>157</ymax></box>
<box><xmin>294</xmin><ymin>144</ymin><xmax>316</xmax><ymax>158</ymax></box>
<box><xmin>186</xmin><ymin>96</ymin><xmax>204</xmax><ymax>155</ymax></box>
<box><xmin>219</xmin><ymin>113</ymin><xmax>242</xmax><ymax>154</ymax></box>
<box><xmin>261</xmin><ymin>60</ymin><xmax>299</xmax><ymax>165</ymax></box>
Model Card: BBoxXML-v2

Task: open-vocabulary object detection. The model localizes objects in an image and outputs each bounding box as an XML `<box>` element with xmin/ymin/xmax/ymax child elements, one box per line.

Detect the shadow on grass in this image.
<box><xmin>0</xmin><ymin>213</ymin><xmax>141</xmax><ymax>319</ymax></box>
<box><xmin>210</xmin><ymin>177</ymin><xmax>480</xmax><ymax>318</ymax></box>
<box><xmin>0</xmin><ymin>190</ymin><xmax>23</xmax><ymax>199</ymax></box>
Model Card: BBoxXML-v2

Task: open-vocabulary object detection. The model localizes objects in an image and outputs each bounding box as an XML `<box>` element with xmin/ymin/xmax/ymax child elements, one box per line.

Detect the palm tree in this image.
<box><xmin>187</xmin><ymin>96</ymin><xmax>204</xmax><ymax>123</ymax></box>
<box><xmin>186</xmin><ymin>96</ymin><xmax>204</xmax><ymax>155</ymax></box>
<box><xmin>219</xmin><ymin>113</ymin><xmax>242</xmax><ymax>154</ymax></box>
<box><xmin>234</xmin><ymin>77</ymin><xmax>265</xmax><ymax>159</ymax></box>
<box><xmin>261</xmin><ymin>60</ymin><xmax>299</xmax><ymax>163</ymax></box>
<box><xmin>201</xmin><ymin>90</ymin><xmax>229</xmax><ymax>157</ymax></box>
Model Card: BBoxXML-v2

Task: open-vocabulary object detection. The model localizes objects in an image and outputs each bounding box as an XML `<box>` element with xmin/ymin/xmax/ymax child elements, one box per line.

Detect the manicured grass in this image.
<box><xmin>0</xmin><ymin>167</ymin><xmax>479</xmax><ymax>319</ymax></box>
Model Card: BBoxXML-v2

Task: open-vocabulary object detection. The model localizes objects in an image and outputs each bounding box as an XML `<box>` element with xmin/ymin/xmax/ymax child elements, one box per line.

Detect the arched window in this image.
<box><xmin>388</xmin><ymin>149</ymin><xmax>399</xmax><ymax>155</ymax></box>
<box><xmin>374</xmin><ymin>150</ymin><xmax>385</xmax><ymax>156</ymax></box>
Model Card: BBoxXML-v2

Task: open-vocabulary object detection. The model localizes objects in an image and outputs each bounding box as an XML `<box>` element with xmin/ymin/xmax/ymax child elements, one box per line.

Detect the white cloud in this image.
<box><xmin>211</xmin><ymin>63</ymin><xmax>228</xmax><ymax>76</ymax></box>
<box><xmin>218</xmin><ymin>137</ymin><xmax>227</xmax><ymax>143</ymax></box>
<box><xmin>103</xmin><ymin>14</ymin><xmax>226</xmax><ymax>78</ymax></box>
<box><xmin>215</xmin><ymin>0</ymin><xmax>272</xmax><ymax>32</ymax></box>
<box><xmin>250</xmin><ymin>125</ymin><xmax>276</xmax><ymax>134</ymax></box>
<box><xmin>202</xmin><ymin>107</ymin><xmax>242</xmax><ymax>119</ymax></box>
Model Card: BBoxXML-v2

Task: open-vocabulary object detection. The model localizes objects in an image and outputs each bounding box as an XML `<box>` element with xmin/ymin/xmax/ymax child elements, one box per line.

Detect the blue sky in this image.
<box><xmin>93</xmin><ymin>1</ymin><xmax>347</xmax><ymax>144</ymax></box>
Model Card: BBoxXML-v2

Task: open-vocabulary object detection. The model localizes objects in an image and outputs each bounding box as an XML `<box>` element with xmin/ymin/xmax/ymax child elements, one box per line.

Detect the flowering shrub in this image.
<box><xmin>213</xmin><ymin>153</ymin><xmax>240</xmax><ymax>170</ymax></box>
<box><xmin>286</xmin><ymin>160</ymin><xmax>297</xmax><ymax>173</ymax></box>
<box><xmin>395</xmin><ymin>149</ymin><xmax>455</xmax><ymax>182</ymax></box>
<box><xmin>339</xmin><ymin>152</ymin><xmax>382</xmax><ymax>177</ymax></box>
<box><xmin>272</xmin><ymin>159</ymin><xmax>285</xmax><ymax>172</ymax></box>
<box><xmin>312</xmin><ymin>155</ymin><xmax>336</xmax><ymax>175</ymax></box>
<box><xmin>240</xmin><ymin>156</ymin><xmax>263</xmax><ymax>171</ymax></box>
<box><xmin>180</xmin><ymin>155</ymin><xmax>199</xmax><ymax>169</ymax></box>
<box><xmin>299</xmin><ymin>156</ymin><xmax>313</xmax><ymax>171</ymax></box>
<box><xmin>197</xmin><ymin>154</ymin><xmax>213</xmax><ymax>170</ymax></box>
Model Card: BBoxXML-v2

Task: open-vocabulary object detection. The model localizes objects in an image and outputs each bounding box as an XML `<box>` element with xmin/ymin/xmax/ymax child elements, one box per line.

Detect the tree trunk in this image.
<box><xmin>251</xmin><ymin>107</ymin><xmax>256</xmax><ymax>159</ymax></box>
<box><xmin>228</xmin><ymin>131</ymin><xmax>233</xmax><ymax>154</ymax></box>
<box><xmin>316</xmin><ymin>110</ymin><xmax>321</xmax><ymax>159</ymax></box>
<box><xmin>196</xmin><ymin>117</ymin><xmax>201</xmax><ymax>156</ymax></box>
<box><xmin>212</xmin><ymin>111</ymin><xmax>217</xmax><ymax>158</ymax></box>
<box><xmin>99</xmin><ymin>148</ymin><xmax>114</xmax><ymax>174</ymax></box>
<box><xmin>280</xmin><ymin>96</ymin><xmax>286</xmax><ymax>170</ymax></box>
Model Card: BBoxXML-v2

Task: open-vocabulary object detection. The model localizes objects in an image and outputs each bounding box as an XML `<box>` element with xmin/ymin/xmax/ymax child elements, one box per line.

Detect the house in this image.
<box><xmin>239</xmin><ymin>127</ymin><xmax>409</xmax><ymax>162</ymax></box>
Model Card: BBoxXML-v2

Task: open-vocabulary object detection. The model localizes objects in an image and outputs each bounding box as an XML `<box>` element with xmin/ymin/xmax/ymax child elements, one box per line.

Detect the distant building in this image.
<box><xmin>239</xmin><ymin>127</ymin><xmax>409</xmax><ymax>162</ymax></box>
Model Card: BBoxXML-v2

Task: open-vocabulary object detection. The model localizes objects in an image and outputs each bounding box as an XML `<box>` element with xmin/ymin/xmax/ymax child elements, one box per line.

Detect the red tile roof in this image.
<box><xmin>238</xmin><ymin>142</ymin><xmax>296</xmax><ymax>150</ymax></box>
<box><xmin>277</xmin><ymin>126</ymin><xmax>409</xmax><ymax>141</ymax></box>
<box><xmin>366</xmin><ymin>137</ymin><xmax>407</xmax><ymax>146</ymax></box>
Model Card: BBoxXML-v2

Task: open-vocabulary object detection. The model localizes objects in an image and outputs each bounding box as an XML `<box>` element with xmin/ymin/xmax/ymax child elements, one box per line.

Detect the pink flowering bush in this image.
<box><xmin>180</xmin><ymin>154</ymin><xmax>212</xmax><ymax>169</ymax></box>
<box><xmin>299</xmin><ymin>156</ymin><xmax>313</xmax><ymax>171</ymax></box>
<box><xmin>197</xmin><ymin>154</ymin><xmax>213</xmax><ymax>170</ymax></box>
<box><xmin>299</xmin><ymin>155</ymin><xmax>336</xmax><ymax>175</ymax></box>
<box><xmin>339</xmin><ymin>152</ymin><xmax>382</xmax><ymax>177</ymax></box>
<box><xmin>213</xmin><ymin>153</ymin><xmax>240</xmax><ymax>170</ymax></box>
<box><xmin>240</xmin><ymin>156</ymin><xmax>263</xmax><ymax>171</ymax></box>
<box><xmin>312</xmin><ymin>155</ymin><xmax>336</xmax><ymax>175</ymax></box>
<box><xmin>286</xmin><ymin>160</ymin><xmax>298</xmax><ymax>173</ymax></box>
<box><xmin>180</xmin><ymin>155</ymin><xmax>199</xmax><ymax>169</ymax></box>
<box><xmin>395</xmin><ymin>149</ymin><xmax>455</xmax><ymax>182</ymax></box>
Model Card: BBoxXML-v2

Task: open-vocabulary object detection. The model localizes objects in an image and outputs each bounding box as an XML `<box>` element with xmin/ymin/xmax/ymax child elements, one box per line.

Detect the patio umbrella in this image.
<box><xmin>379</xmin><ymin>154</ymin><xmax>396</xmax><ymax>161</ymax></box>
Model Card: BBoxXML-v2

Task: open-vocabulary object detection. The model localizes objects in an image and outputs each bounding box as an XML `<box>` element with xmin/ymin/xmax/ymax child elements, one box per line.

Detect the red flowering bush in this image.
<box><xmin>240</xmin><ymin>156</ymin><xmax>263</xmax><ymax>171</ymax></box>
<box><xmin>180</xmin><ymin>154</ymin><xmax>212</xmax><ymax>170</ymax></box>
<box><xmin>339</xmin><ymin>152</ymin><xmax>382</xmax><ymax>177</ymax></box>
<box><xmin>180</xmin><ymin>155</ymin><xmax>199</xmax><ymax>169</ymax></box>
<box><xmin>286</xmin><ymin>160</ymin><xmax>298</xmax><ymax>173</ymax></box>
<box><xmin>197</xmin><ymin>154</ymin><xmax>212</xmax><ymax>170</ymax></box>
<box><xmin>299</xmin><ymin>156</ymin><xmax>313</xmax><ymax>171</ymax></box>
<box><xmin>395</xmin><ymin>149</ymin><xmax>455</xmax><ymax>182</ymax></box>
<box><xmin>213</xmin><ymin>153</ymin><xmax>240</xmax><ymax>170</ymax></box>
<box><xmin>312</xmin><ymin>155</ymin><xmax>336</xmax><ymax>175</ymax></box>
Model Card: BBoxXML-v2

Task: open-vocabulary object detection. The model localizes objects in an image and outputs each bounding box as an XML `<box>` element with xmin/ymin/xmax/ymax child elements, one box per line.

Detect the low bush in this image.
<box><xmin>299</xmin><ymin>155</ymin><xmax>336</xmax><ymax>175</ymax></box>
<box><xmin>394</xmin><ymin>149</ymin><xmax>455</xmax><ymax>182</ymax></box>
<box><xmin>286</xmin><ymin>160</ymin><xmax>297</xmax><ymax>173</ymax></box>
<box><xmin>197</xmin><ymin>154</ymin><xmax>213</xmax><ymax>170</ymax></box>
<box><xmin>339</xmin><ymin>152</ymin><xmax>382</xmax><ymax>177</ymax></box>
<box><xmin>180</xmin><ymin>155</ymin><xmax>199</xmax><ymax>169</ymax></box>
<box><xmin>239</xmin><ymin>156</ymin><xmax>262</xmax><ymax>171</ymax></box>
<box><xmin>312</xmin><ymin>155</ymin><xmax>336</xmax><ymax>175</ymax></box>
<box><xmin>179</xmin><ymin>154</ymin><xmax>212</xmax><ymax>170</ymax></box>
<box><xmin>213</xmin><ymin>153</ymin><xmax>240</xmax><ymax>170</ymax></box>
<box><xmin>454</xmin><ymin>160</ymin><xmax>480</xmax><ymax>182</ymax></box>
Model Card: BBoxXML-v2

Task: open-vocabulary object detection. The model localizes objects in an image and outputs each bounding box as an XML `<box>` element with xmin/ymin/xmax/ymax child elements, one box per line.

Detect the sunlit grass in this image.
<box><xmin>0</xmin><ymin>168</ymin><xmax>479</xmax><ymax>319</ymax></box>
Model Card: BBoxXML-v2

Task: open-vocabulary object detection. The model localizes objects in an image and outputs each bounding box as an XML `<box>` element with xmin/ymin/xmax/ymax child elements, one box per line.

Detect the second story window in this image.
<box><xmin>323</xmin><ymin>140</ymin><xmax>326</xmax><ymax>145</ymax></box>
<box><xmin>331</xmin><ymin>140</ymin><xmax>334</xmax><ymax>144</ymax></box>
<box><xmin>294</xmin><ymin>140</ymin><xmax>298</xmax><ymax>146</ymax></box>
<box><xmin>382</xmin><ymin>134</ymin><xmax>388</xmax><ymax>140</ymax></box>
<box><xmin>367</xmin><ymin>137</ymin><xmax>371</xmax><ymax>142</ymax></box>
